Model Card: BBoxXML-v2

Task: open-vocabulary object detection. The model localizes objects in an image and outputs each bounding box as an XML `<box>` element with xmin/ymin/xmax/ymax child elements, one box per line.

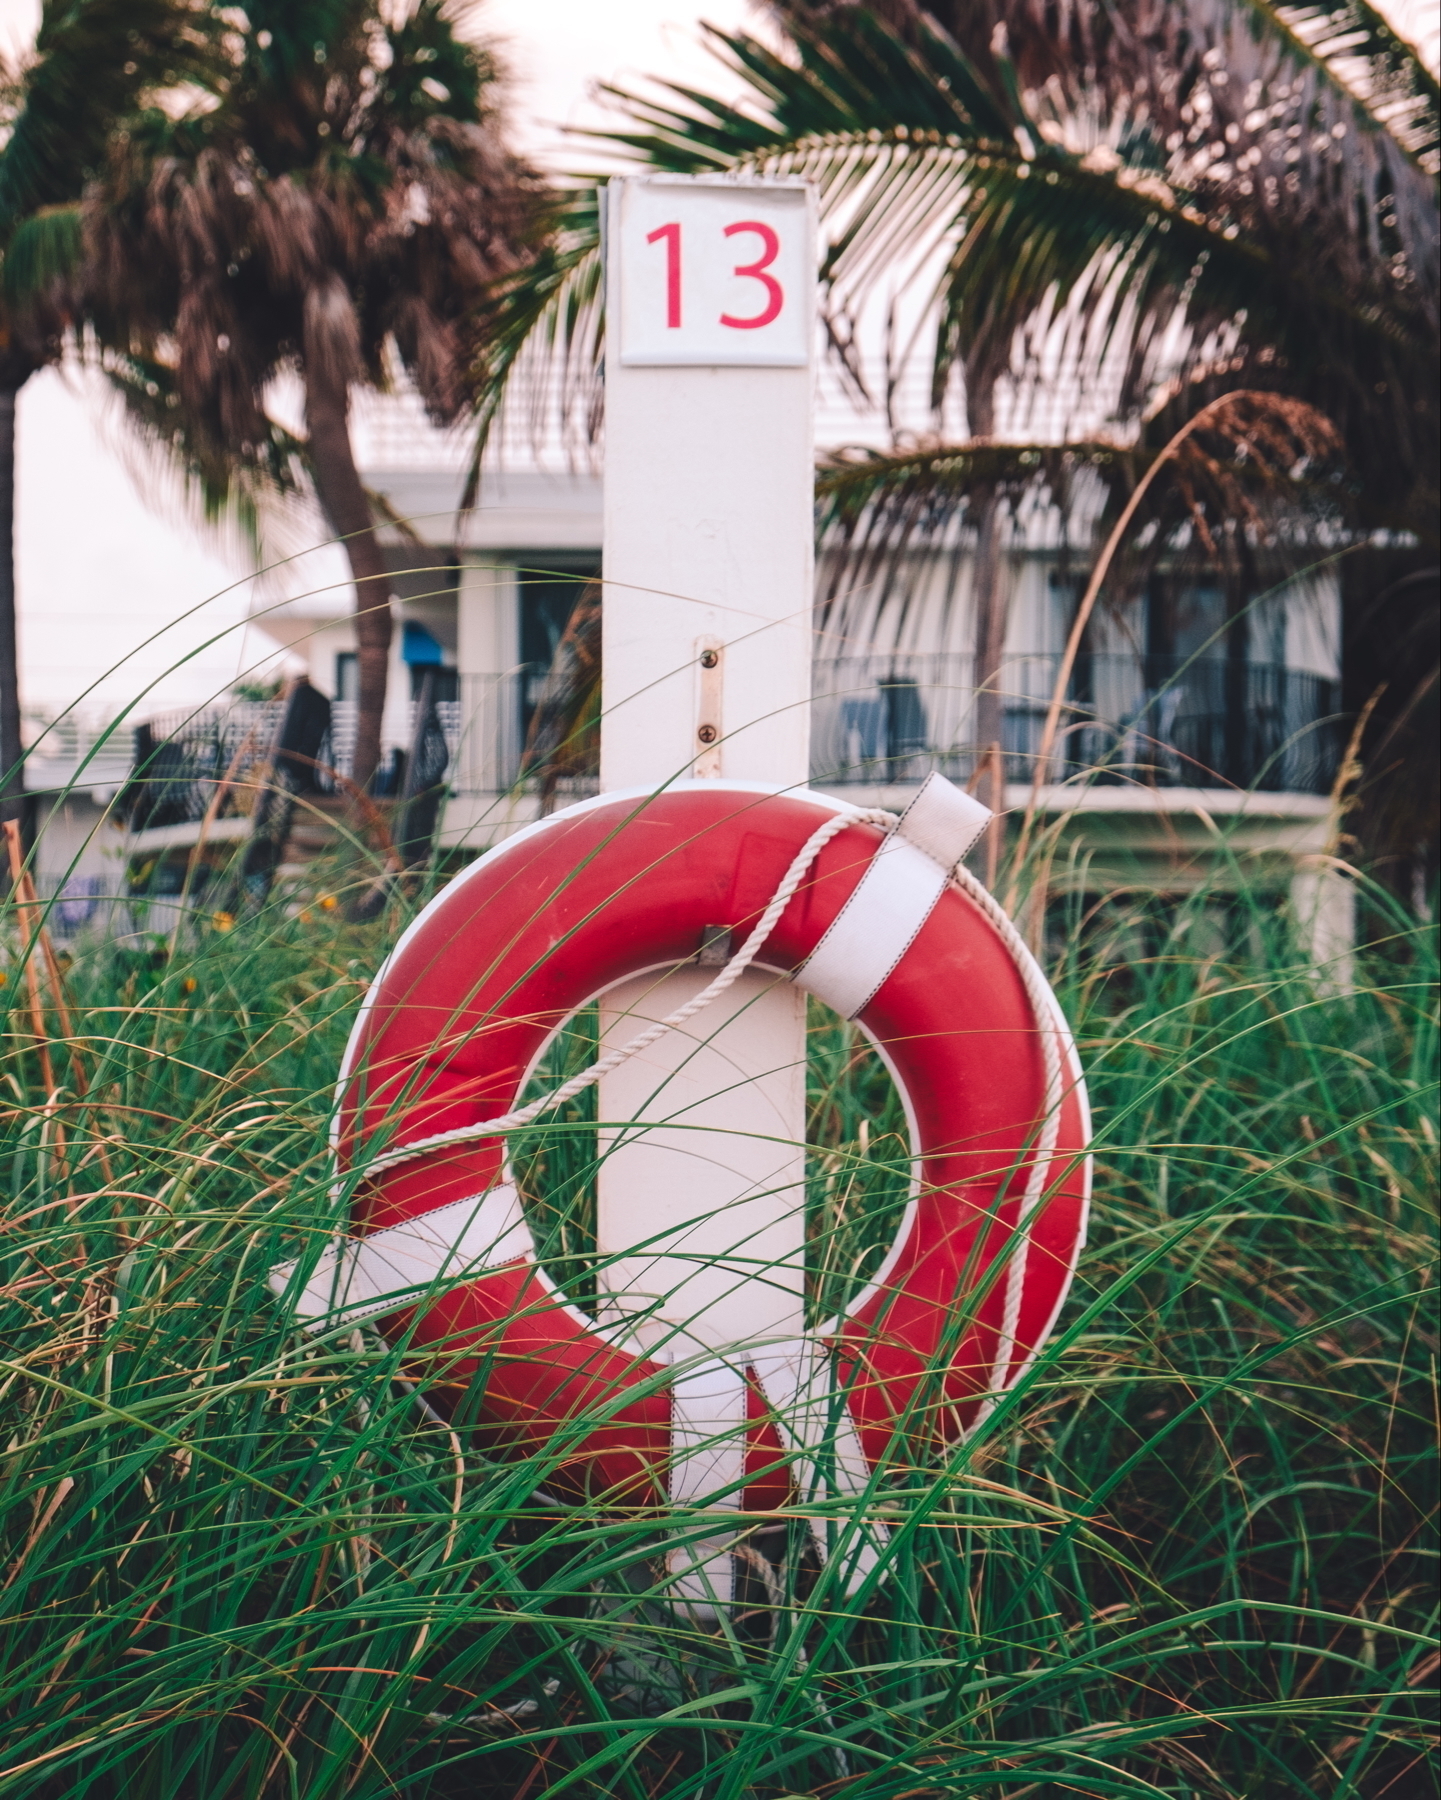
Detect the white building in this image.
<box><xmin>246</xmin><ymin>382</ymin><xmax>1347</xmax><ymax>949</ymax></box>
<box><xmin>25</xmin><ymin>351</ymin><xmax>1347</xmax><ymax>972</ymax></box>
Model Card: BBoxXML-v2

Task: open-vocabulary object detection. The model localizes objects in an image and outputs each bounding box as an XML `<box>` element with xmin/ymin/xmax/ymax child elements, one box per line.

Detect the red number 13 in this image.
<box><xmin>644</xmin><ymin>219</ymin><xmax>785</xmax><ymax>330</ymax></box>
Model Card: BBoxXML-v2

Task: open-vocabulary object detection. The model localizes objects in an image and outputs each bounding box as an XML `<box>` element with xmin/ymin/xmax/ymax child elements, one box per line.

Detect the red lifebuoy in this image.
<box><xmin>272</xmin><ymin>776</ymin><xmax>1089</xmax><ymax>1574</ymax></box>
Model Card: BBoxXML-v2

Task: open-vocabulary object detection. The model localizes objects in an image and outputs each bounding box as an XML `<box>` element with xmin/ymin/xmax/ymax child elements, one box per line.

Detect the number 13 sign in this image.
<box><xmin>609</xmin><ymin>175</ymin><xmax>814</xmax><ymax>368</ymax></box>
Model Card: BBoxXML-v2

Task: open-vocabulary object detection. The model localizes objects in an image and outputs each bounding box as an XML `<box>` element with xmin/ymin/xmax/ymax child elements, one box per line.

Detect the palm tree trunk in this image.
<box><xmin>971</xmin><ymin>488</ymin><xmax>1008</xmax><ymax>811</ymax></box>
<box><xmin>965</xmin><ymin>366</ymin><xmax>1008</xmax><ymax>813</ymax></box>
<box><xmin>303</xmin><ymin>366</ymin><xmax>392</xmax><ymax>795</ymax></box>
<box><xmin>0</xmin><ymin>384</ymin><xmax>25</xmax><ymax>824</ymax></box>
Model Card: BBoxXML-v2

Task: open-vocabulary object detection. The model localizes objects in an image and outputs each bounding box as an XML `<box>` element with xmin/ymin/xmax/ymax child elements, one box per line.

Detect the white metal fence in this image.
<box><xmin>108</xmin><ymin>649</ymin><xmax>1342</xmax><ymax>825</ymax></box>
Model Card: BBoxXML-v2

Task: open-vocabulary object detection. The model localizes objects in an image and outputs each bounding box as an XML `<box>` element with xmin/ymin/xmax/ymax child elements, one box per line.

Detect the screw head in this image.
<box><xmin>699</xmin><ymin>649</ymin><xmax>720</xmax><ymax>669</ymax></box>
<box><xmin>697</xmin><ymin>723</ymin><xmax>718</xmax><ymax>745</ymax></box>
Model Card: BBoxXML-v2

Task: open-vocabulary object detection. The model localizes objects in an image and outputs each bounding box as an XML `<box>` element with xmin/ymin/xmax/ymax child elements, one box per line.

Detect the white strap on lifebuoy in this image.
<box><xmin>268</xmin><ymin>1185</ymin><xmax>532</xmax><ymax>1333</ymax></box>
<box><xmin>797</xmin><ymin>774</ymin><xmax>992</xmax><ymax>1020</ymax></box>
<box><xmin>752</xmin><ymin>1342</ymin><xmax>886</xmax><ymax>1592</ymax></box>
<box><xmin>667</xmin><ymin>1344</ymin><xmax>883</xmax><ymax>1610</ymax></box>
<box><xmin>666</xmin><ymin>1358</ymin><xmax>749</xmax><ymax>1611</ymax></box>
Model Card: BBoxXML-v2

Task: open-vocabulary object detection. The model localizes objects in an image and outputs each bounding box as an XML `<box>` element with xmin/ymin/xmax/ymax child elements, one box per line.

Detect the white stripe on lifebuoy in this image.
<box><xmin>796</xmin><ymin>774</ymin><xmax>991</xmax><ymax>1019</ymax></box>
<box><xmin>667</xmin><ymin>1344</ymin><xmax>885</xmax><ymax>1605</ymax></box>
<box><xmin>752</xmin><ymin>1341</ymin><xmax>885</xmax><ymax>1589</ymax></box>
<box><xmin>796</xmin><ymin>836</ymin><xmax>950</xmax><ymax>1019</ymax></box>
<box><xmin>669</xmin><ymin>1359</ymin><xmax>748</xmax><ymax>1504</ymax></box>
<box><xmin>667</xmin><ymin>1357</ymin><xmax>748</xmax><ymax>1607</ymax></box>
<box><xmin>891</xmin><ymin>770</ymin><xmax>994</xmax><ymax>873</ymax></box>
<box><xmin>270</xmin><ymin>1186</ymin><xmax>532</xmax><ymax>1332</ymax></box>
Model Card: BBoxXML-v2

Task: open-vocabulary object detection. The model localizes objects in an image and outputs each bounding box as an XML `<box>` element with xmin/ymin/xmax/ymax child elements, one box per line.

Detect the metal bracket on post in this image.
<box><xmin>694</xmin><ymin>640</ymin><xmax>723</xmax><ymax>777</ymax></box>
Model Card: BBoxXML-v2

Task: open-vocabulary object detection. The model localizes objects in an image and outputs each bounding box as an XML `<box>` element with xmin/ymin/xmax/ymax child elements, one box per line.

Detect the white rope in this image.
<box><xmin>948</xmin><ymin>864</ymin><xmax>1068</xmax><ymax>1408</ymax></box>
<box><xmin>354</xmin><ymin>807</ymin><xmax>896</xmax><ymax>1186</ymax></box>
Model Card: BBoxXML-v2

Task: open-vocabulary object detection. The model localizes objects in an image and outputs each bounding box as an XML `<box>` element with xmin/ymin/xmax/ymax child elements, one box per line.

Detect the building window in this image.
<box><xmin>1147</xmin><ymin>576</ymin><xmax>1231</xmax><ymax>667</ymax></box>
<box><xmin>518</xmin><ymin>564</ymin><xmax>600</xmax><ymax>730</ymax></box>
<box><xmin>338</xmin><ymin>645</ymin><xmax>457</xmax><ymax>704</ymax></box>
<box><xmin>410</xmin><ymin>664</ymin><xmax>458</xmax><ymax>703</ymax></box>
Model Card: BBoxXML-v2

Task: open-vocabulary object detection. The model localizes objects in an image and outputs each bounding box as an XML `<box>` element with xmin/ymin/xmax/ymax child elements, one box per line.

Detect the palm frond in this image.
<box><xmin>0</xmin><ymin>0</ymin><xmax>220</xmax><ymax>231</ymax></box>
<box><xmin>86</xmin><ymin>0</ymin><xmax>542</xmax><ymax>468</ymax></box>
<box><xmin>782</xmin><ymin>0</ymin><xmax>1439</xmax><ymax>184</ymax></box>
<box><xmin>479</xmin><ymin>6</ymin><xmax>1436</xmax><ymax>408</ymax></box>
<box><xmin>816</xmin><ymin>438</ymin><xmax>1136</xmax><ymax>526</ymax></box>
<box><xmin>464</xmin><ymin>184</ymin><xmax>603</xmax><ymax>500</ymax></box>
<box><xmin>1</xmin><ymin>201</ymin><xmax>81</xmax><ymax>306</ymax></box>
<box><xmin>1260</xmin><ymin>1</ymin><xmax>1439</xmax><ymax>170</ymax></box>
<box><xmin>627</xmin><ymin>11</ymin><xmax>1432</xmax><ymax>508</ymax></box>
<box><xmin>814</xmin><ymin>438</ymin><xmax>1133</xmax><ymax>647</ymax></box>
<box><xmin>102</xmin><ymin>348</ymin><xmax>309</xmax><ymax>548</ymax></box>
<box><xmin>623</xmin><ymin>15</ymin><xmax>1431</xmax><ymax>338</ymax></box>
<box><xmin>383</xmin><ymin>0</ymin><xmax>502</xmax><ymax>125</ymax></box>
<box><xmin>815</xmin><ymin>395</ymin><xmax>1346</xmax><ymax>651</ymax></box>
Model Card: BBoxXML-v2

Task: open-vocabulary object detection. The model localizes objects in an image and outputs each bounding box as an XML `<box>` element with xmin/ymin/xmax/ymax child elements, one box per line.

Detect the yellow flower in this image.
<box><xmin>212</xmin><ymin>911</ymin><xmax>235</xmax><ymax>932</ymax></box>
<box><xmin>318</xmin><ymin>894</ymin><xmax>338</xmax><ymax>911</ymax></box>
<box><xmin>183</xmin><ymin>977</ymin><xmax>198</xmax><ymax>993</ymax></box>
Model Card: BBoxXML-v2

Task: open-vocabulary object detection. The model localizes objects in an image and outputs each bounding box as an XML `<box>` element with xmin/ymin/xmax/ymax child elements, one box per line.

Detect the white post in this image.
<box><xmin>599</xmin><ymin>176</ymin><xmax>815</xmax><ymax>792</ymax></box>
<box><xmin>1292</xmin><ymin>856</ymin><xmax>1355</xmax><ymax>996</ymax></box>
<box><xmin>596</xmin><ymin>176</ymin><xmax>816</xmax><ymax>1599</ymax></box>
<box><xmin>455</xmin><ymin>560</ymin><xmax>519</xmax><ymax>799</ymax></box>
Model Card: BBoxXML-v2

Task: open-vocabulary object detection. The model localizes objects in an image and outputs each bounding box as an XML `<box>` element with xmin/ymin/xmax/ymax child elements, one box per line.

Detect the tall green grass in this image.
<box><xmin>0</xmin><ymin>848</ymin><xmax>1434</xmax><ymax>1799</ymax></box>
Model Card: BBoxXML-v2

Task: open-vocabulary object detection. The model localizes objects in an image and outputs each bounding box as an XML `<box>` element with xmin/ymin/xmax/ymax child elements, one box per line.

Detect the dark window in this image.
<box><xmin>335</xmin><ymin>651</ymin><xmax>358</xmax><ymax>703</ymax></box>
<box><xmin>1147</xmin><ymin>576</ymin><xmax>1229</xmax><ymax>668</ymax></box>
<box><xmin>410</xmin><ymin>665</ymin><xmax>458</xmax><ymax>703</ymax></box>
<box><xmin>517</xmin><ymin>563</ymin><xmax>600</xmax><ymax>732</ymax></box>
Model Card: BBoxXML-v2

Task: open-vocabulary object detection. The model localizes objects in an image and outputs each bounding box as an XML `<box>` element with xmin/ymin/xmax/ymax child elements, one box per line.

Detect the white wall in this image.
<box><xmin>457</xmin><ymin>561</ymin><xmax>521</xmax><ymax>680</ymax></box>
<box><xmin>16</xmin><ymin>368</ymin><xmax>261</xmax><ymax>727</ymax></box>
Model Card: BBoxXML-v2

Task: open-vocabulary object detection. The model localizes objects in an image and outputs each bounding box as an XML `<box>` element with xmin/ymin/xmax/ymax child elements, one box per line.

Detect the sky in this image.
<box><xmin>475</xmin><ymin>0</ymin><xmax>759</xmax><ymax>169</ymax></box>
<box><xmin>1</xmin><ymin>0</ymin><xmax>1437</xmax><ymax>725</ymax></box>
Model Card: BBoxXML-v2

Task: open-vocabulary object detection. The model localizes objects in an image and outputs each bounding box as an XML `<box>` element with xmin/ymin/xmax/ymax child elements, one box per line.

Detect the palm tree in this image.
<box><xmin>86</xmin><ymin>0</ymin><xmax>540</xmax><ymax>795</ymax></box>
<box><xmin>475</xmin><ymin>0</ymin><xmax>1436</xmax><ymax>819</ymax></box>
<box><xmin>0</xmin><ymin>0</ymin><xmax>216</xmax><ymax>820</ymax></box>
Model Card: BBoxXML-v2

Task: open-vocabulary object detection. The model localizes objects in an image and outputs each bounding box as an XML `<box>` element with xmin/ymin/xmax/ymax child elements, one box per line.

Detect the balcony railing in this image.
<box><xmin>122</xmin><ymin>650</ymin><xmax>1341</xmax><ymax>841</ymax></box>
<box><xmin>23</xmin><ymin>712</ymin><xmax>136</xmax><ymax>794</ymax></box>
<box><xmin>437</xmin><ymin>655</ymin><xmax>1339</xmax><ymax>796</ymax></box>
<box><xmin>121</xmin><ymin>677</ymin><xmax>542</xmax><ymax>833</ymax></box>
<box><xmin>810</xmin><ymin>653</ymin><xmax>1342</xmax><ymax>794</ymax></box>
<box><xmin>124</xmin><ymin>699</ymin><xmax>288</xmax><ymax>831</ymax></box>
